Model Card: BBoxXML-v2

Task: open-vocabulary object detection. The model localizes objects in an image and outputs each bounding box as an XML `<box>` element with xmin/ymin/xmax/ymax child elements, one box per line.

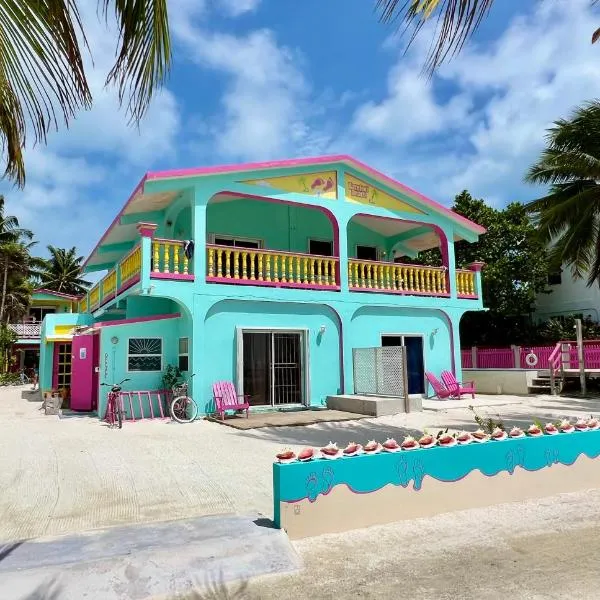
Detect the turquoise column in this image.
<box><xmin>191</xmin><ymin>186</ymin><xmax>208</xmax><ymax>413</ymax></box>
<box><xmin>445</xmin><ymin>308</ymin><xmax>464</xmax><ymax>378</ymax></box>
<box><xmin>444</xmin><ymin>228</ymin><xmax>457</xmax><ymax>298</ymax></box>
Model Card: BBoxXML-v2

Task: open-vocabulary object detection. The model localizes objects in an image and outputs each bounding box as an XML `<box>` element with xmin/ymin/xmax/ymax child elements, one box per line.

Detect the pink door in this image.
<box><xmin>70</xmin><ymin>335</ymin><xmax>95</xmax><ymax>411</ymax></box>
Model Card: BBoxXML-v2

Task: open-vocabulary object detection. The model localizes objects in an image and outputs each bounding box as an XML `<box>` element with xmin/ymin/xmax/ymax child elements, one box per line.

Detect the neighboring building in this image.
<box><xmin>534</xmin><ymin>267</ymin><xmax>600</xmax><ymax>323</ymax></box>
<box><xmin>38</xmin><ymin>155</ymin><xmax>485</xmax><ymax>416</ymax></box>
<box><xmin>9</xmin><ymin>289</ymin><xmax>78</xmax><ymax>374</ymax></box>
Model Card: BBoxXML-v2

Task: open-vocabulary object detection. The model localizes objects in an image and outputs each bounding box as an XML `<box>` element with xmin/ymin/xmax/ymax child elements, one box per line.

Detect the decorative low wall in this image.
<box><xmin>462</xmin><ymin>369</ymin><xmax>536</xmax><ymax>395</ymax></box>
<box><xmin>273</xmin><ymin>432</ymin><xmax>600</xmax><ymax>539</ymax></box>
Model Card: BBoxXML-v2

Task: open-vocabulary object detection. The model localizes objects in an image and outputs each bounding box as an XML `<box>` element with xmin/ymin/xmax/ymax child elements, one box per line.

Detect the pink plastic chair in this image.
<box><xmin>425</xmin><ymin>372</ymin><xmax>454</xmax><ymax>400</ymax></box>
<box><xmin>212</xmin><ymin>381</ymin><xmax>250</xmax><ymax>420</ymax></box>
<box><xmin>441</xmin><ymin>370</ymin><xmax>476</xmax><ymax>399</ymax></box>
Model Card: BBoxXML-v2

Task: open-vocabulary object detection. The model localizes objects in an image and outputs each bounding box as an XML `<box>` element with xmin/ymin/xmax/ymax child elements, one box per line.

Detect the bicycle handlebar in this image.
<box><xmin>101</xmin><ymin>378</ymin><xmax>130</xmax><ymax>389</ymax></box>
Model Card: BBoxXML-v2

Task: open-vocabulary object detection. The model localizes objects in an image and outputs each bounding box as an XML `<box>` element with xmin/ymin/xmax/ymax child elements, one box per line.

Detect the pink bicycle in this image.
<box><xmin>102</xmin><ymin>378</ymin><xmax>130</xmax><ymax>428</ymax></box>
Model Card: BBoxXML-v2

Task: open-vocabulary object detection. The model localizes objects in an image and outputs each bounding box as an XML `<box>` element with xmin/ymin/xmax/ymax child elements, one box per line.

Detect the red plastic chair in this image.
<box><xmin>425</xmin><ymin>372</ymin><xmax>454</xmax><ymax>400</ymax></box>
<box><xmin>441</xmin><ymin>370</ymin><xmax>476</xmax><ymax>399</ymax></box>
<box><xmin>212</xmin><ymin>381</ymin><xmax>250</xmax><ymax>420</ymax></box>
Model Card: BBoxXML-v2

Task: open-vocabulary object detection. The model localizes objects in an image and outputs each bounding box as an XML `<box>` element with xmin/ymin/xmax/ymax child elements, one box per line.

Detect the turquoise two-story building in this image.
<box><xmin>39</xmin><ymin>155</ymin><xmax>485</xmax><ymax>417</ymax></box>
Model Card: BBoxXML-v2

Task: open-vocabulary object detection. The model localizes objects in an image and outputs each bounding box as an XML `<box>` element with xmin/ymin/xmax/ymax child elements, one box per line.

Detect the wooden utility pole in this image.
<box><xmin>576</xmin><ymin>318</ymin><xmax>586</xmax><ymax>394</ymax></box>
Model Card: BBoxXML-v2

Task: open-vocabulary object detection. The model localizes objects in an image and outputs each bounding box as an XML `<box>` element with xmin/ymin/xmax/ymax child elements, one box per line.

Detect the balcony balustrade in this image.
<box><xmin>206</xmin><ymin>245</ymin><xmax>339</xmax><ymax>290</ymax></box>
<box><xmin>8</xmin><ymin>322</ymin><xmax>41</xmax><ymax>338</ymax></box>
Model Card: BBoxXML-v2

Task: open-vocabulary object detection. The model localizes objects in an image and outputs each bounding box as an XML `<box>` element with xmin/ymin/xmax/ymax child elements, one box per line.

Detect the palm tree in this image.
<box><xmin>0</xmin><ymin>196</ymin><xmax>35</xmax><ymax>321</ymax></box>
<box><xmin>0</xmin><ymin>1</ymin><xmax>170</xmax><ymax>187</ymax></box>
<box><xmin>376</xmin><ymin>0</ymin><xmax>600</xmax><ymax>71</ymax></box>
<box><xmin>525</xmin><ymin>101</ymin><xmax>600</xmax><ymax>286</ymax></box>
<box><xmin>39</xmin><ymin>246</ymin><xmax>91</xmax><ymax>296</ymax></box>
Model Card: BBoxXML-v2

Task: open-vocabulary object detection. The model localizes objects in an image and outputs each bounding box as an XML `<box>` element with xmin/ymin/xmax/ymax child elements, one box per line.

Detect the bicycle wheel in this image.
<box><xmin>170</xmin><ymin>396</ymin><xmax>198</xmax><ymax>423</ymax></box>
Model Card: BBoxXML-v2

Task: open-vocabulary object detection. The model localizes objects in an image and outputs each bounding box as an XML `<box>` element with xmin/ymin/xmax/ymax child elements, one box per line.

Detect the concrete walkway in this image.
<box><xmin>0</xmin><ymin>514</ymin><xmax>300</xmax><ymax>600</ymax></box>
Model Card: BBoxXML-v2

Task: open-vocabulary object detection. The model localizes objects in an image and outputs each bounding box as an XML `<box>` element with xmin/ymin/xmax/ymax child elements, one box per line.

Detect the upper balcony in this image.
<box><xmin>78</xmin><ymin>193</ymin><xmax>483</xmax><ymax>314</ymax></box>
<box><xmin>9</xmin><ymin>322</ymin><xmax>41</xmax><ymax>339</ymax></box>
<box><xmin>79</xmin><ymin>157</ymin><xmax>487</xmax><ymax>312</ymax></box>
<box><xmin>205</xmin><ymin>243</ymin><xmax>481</xmax><ymax>299</ymax></box>
<box><xmin>80</xmin><ymin>231</ymin><xmax>195</xmax><ymax>314</ymax></box>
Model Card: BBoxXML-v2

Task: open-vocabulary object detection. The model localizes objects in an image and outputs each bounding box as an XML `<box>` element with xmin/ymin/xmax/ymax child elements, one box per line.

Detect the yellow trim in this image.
<box><xmin>241</xmin><ymin>171</ymin><xmax>338</xmax><ymax>199</ymax></box>
<box><xmin>345</xmin><ymin>173</ymin><xmax>424</xmax><ymax>213</ymax></box>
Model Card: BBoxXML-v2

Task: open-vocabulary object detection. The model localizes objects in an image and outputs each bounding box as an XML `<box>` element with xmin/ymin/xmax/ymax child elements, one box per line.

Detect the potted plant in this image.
<box><xmin>161</xmin><ymin>365</ymin><xmax>182</xmax><ymax>391</ymax></box>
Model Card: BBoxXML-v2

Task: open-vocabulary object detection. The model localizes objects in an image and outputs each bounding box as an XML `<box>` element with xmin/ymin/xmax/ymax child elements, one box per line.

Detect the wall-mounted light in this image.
<box><xmin>319</xmin><ymin>325</ymin><xmax>326</xmax><ymax>334</ymax></box>
<box><xmin>431</xmin><ymin>328</ymin><xmax>439</xmax><ymax>337</ymax></box>
<box><xmin>111</xmin><ymin>336</ymin><xmax>119</xmax><ymax>345</ymax></box>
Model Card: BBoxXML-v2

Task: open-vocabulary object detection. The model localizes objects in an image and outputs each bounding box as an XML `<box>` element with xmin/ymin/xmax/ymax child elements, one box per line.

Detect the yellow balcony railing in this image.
<box><xmin>89</xmin><ymin>284</ymin><xmax>100</xmax><ymax>309</ymax></box>
<box><xmin>348</xmin><ymin>260</ymin><xmax>448</xmax><ymax>295</ymax></box>
<box><xmin>456</xmin><ymin>269</ymin><xmax>476</xmax><ymax>297</ymax></box>
<box><xmin>152</xmin><ymin>239</ymin><xmax>193</xmax><ymax>279</ymax></box>
<box><xmin>79</xmin><ymin>296</ymin><xmax>88</xmax><ymax>313</ymax></box>
<box><xmin>206</xmin><ymin>245</ymin><xmax>339</xmax><ymax>289</ymax></box>
<box><xmin>101</xmin><ymin>269</ymin><xmax>117</xmax><ymax>299</ymax></box>
<box><xmin>119</xmin><ymin>245</ymin><xmax>142</xmax><ymax>290</ymax></box>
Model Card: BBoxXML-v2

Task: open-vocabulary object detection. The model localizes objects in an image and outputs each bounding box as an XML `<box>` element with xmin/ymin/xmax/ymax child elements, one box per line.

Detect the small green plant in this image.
<box><xmin>468</xmin><ymin>405</ymin><xmax>504</xmax><ymax>434</ymax></box>
<box><xmin>161</xmin><ymin>364</ymin><xmax>182</xmax><ymax>390</ymax></box>
<box><xmin>0</xmin><ymin>372</ymin><xmax>20</xmax><ymax>386</ymax></box>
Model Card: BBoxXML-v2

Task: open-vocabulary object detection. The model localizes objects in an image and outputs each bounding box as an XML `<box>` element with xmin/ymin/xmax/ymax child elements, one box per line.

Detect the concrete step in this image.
<box><xmin>528</xmin><ymin>385</ymin><xmax>552</xmax><ymax>394</ymax></box>
<box><xmin>0</xmin><ymin>514</ymin><xmax>301</xmax><ymax>600</ymax></box>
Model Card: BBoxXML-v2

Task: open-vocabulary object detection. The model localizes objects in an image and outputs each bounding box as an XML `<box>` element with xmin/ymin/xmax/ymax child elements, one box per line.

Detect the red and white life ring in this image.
<box><xmin>525</xmin><ymin>352</ymin><xmax>538</xmax><ymax>367</ymax></box>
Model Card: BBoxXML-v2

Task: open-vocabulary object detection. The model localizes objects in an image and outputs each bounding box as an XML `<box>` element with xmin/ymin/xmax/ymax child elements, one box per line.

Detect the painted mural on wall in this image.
<box><xmin>240</xmin><ymin>171</ymin><xmax>337</xmax><ymax>199</ymax></box>
<box><xmin>344</xmin><ymin>173</ymin><xmax>424</xmax><ymax>214</ymax></box>
<box><xmin>274</xmin><ymin>419</ymin><xmax>600</xmax><ymax>506</ymax></box>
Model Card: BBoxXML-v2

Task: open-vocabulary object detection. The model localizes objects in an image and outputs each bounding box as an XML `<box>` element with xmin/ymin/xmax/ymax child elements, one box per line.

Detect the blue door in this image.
<box><xmin>381</xmin><ymin>335</ymin><xmax>425</xmax><ymax>395</ymax></box>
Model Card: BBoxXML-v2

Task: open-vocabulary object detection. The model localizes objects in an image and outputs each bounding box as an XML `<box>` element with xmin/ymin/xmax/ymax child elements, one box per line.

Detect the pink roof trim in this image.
<box><xmin>82</xmin><ymin>176</ymin><xmax>147</xmax><ymax>269</ymax></box>
<box><xmin>84</xmin><ymin>155</ymin><xmax>485</xmax><ymax>266</ymax></box>
<box><xmin>33</xmin><ymin>288</ymin><xmax>79</xmax><ymax>300</ymax></box>
<box><xmin>145</xmin><ymin>155</ymin><xmax>485</xmax><ymax>235</ymax></box>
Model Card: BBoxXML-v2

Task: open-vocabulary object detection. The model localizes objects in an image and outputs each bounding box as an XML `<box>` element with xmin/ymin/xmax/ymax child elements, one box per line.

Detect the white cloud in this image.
<box><xmin>175</xmin><ymin>24</ymin><xmax>330</xmax><ymax>160</ymax></box>
<box><xmin>218</xmin><ymin>0</ymin><xmax>262</xmax><ymax>17</ymax></box>
<box><xmin>350</xmin><ymin>0</ymin><xmax>600</xmax><ymax>205</ymax></box>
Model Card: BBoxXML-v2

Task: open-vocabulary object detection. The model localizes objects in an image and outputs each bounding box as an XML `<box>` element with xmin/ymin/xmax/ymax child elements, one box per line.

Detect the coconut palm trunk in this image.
<box><xmin>0</xmin><ymin>255</ymin><xmax>8</xmax><ymax>322</ymax></box>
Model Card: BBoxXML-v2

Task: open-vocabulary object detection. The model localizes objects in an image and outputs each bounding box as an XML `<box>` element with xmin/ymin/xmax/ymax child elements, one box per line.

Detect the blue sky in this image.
<box><xmin>4</xmin><ymin>0</ymin><xmax>600</xmax><ymax>260</ymax></box>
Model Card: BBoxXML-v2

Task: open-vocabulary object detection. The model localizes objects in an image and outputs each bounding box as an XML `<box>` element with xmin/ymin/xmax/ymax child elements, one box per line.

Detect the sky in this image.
<box><xmin>4</xmin><ymin>0</ymin><xmax>600</xmax><ymax>261</ymax></box>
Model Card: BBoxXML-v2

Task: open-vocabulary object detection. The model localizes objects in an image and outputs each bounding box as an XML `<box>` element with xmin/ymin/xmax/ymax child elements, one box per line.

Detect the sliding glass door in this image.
<box><xmin>241</xmin><ymin>331</ymin><xmax>305</xmax><ymax>406</ymax></box>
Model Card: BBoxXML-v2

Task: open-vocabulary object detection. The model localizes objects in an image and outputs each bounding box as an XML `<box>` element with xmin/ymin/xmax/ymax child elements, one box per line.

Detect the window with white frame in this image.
<box><xmin>127</xmin><ymin>338</ymin><xmax>162</xmax><ymax>372</ymax></box>
<box><xmin>178</xmin><ymin>337</ymin><xmax>189</xmax><ymax>372</ymax></box>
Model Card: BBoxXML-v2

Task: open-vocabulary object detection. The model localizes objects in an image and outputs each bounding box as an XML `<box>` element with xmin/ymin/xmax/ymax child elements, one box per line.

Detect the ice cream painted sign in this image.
<box><xmin>345</xmin><ymin>174</ymin><xmax>424</xmax><ymax>214</ymax></box>
<box><xmin>241</xmin><ymin>172</ymin><xmax>337</xmax><ymax>199</ymax></box>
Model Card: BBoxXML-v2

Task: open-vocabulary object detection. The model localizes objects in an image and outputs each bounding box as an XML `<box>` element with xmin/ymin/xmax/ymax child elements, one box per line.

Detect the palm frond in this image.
<box><xmin>375</xmin><ymin>0</ymin><xmax>495</xmax><ymax>72</ymax></box>
<box><xmin>103</xmin><ymin>0</ymin><xmax>171</xmax><ymax>122</ymax></box>
<box><xmin>0</xmin><ymin>0</ymin><xmax>92</xmax><ymax>187</ymax></box>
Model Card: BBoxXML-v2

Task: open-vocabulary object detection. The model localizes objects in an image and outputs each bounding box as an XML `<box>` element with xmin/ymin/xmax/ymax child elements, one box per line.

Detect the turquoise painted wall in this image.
<box><xmin>349</xmin><ymin>306</ymin><xmax>452</xmax><ymax>394</ymax></box>
<box><xmin>207</xmin><ymin>200</ymin><xmax>333</xmax><ymax>253</ymax></box>
<box><xmin>202</xmin><ymin>299</ymin><xmax>342</xmax><ymax>413</ymax></box>
<box><xmin>31</xmin><ymin>293</ymin><xmax>74</xmax><ymax>313</ymax></box>
<box><xmin>97</xmin><ymin>318</ymin><xmax>180</xmax><ymax>417</ymax></box>
<box><xmin>346</xmin><ymin>221</ymin><xmax>387</xmax><ymax>258</ymax></box>
<box><xmin>125</xmin><ymin>296</ymin><xmax>177</xmax><ymax>318</ymax></box>
<box><xmin>39</xmin><ymin>313</ymin><xmax>93</xmax><ymax>392</ymax></box>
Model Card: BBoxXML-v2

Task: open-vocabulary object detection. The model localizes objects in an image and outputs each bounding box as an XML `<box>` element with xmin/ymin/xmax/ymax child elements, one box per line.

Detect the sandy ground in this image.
<box><xmin>244</xmin><ymin>488</ymin><xmax>600</xmax><ymax>599</ymax></box>
<box><xmin>1</xmin><ymin>385</ymin><xmax>600</xmax><ymax>543</ymax></box>
<box><xmin>3</xmin><ymin>386</ymin><xmax>600</xmax><ymax>598</ymax></box>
